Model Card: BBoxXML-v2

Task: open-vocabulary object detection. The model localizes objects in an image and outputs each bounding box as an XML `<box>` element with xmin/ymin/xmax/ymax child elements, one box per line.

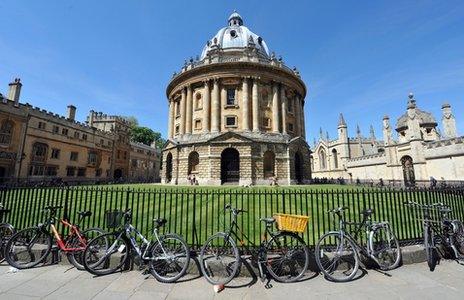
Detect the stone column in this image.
<box><xmin>281</xmin><ymin>86</ymin><xmax>287</xmax><ymax>134</ymax></box>
<box><xmin>294</xmin><ymin>95</ymin><xmax>301</xmax><ymax>137</ymax></box>
<box><xmin>185</xmin><ymin>84</ymin><xmax>193</xmax><ymax>134</ymax></box>
<box><xmin>180</xmin><ymin>87</ymin><xmax>186</xmax><ymax>135</ymax></box>
<box><xmin>168</xmin><ymin>99</ymin><xmax>174</xmax><ymax>138</ymax></box>
<box><xmin>272</xmin><ymin>82</ymin><xmax>280</xmax><ymax>133</ymax></box>
<box><xmin>242</xmin><ymin>77</ymin><xmax>250</xmax><ymax>131</ymax></box>
<box><xmin>203</xmin><ymin>80</ymin><xmax>210</xmax><ymax>133</ymax></box>
<box><xmin>211</xmin><ymin>78</ymin><xmax>220</xmax><ymax>132</ymax></box>
<box><xmin>252</xmin><ymin>77</ymin><xmax>260</xmax><ymax>132</ymax></box>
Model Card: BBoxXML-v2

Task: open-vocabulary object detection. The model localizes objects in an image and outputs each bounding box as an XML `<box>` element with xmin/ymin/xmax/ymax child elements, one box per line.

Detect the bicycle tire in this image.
<box><xmin>424</xmin><ymin>226</ymin><xmax>437</xmax><ymax>271</ymax></box>
<box><xmin>315</xmin><ymin>231</ymin><xmax>359</xmax><ymax>282</ymax></box>
<box><xmin>5</xmin><ymin>227</ymin><xmax>52</xmax><ymax>269</ymax></box>
<box><xmin>451</xmin><ymin>220</ymin><xmax>464</xmax><ymax>256</ymax></box>
<box><xmin>148</xmin><ymin>233</ymin><xmax>190</xmax><ymax>283</ymax></box>
<box><xmin>83</xmin><ymin>232</ymin><xmax>129</xmax><ymax>276</ymax></box>
<box><xmin>369</xmin><ymin>224</ymin><xmax>401</xmax><ymax>270</ymax></box>
<box><xmin>199</xmin><ymin>232</ymin><xmax>241</xmax><ymax>285</ymax></box>
<box><xmin>67</xmin><ymin>227</ymin><xmax>106</xmax><ymax>270</ymax></box>
<box><xmin>265</xmin><ymin>231</ymin><xmax>310</xmax><ymax>283</ymax></box>
<box><xmin>0</xmin><ymin>223</ymin><xmax>15</xmax><ymax>263</ymax></box>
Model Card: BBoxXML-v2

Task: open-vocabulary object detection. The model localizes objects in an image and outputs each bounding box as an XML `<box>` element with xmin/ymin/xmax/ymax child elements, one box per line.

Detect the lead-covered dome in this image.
<box><xmin>200</xmin><ymin>11</ymin><xmax>270</xmax><ymax>60</ymax></box>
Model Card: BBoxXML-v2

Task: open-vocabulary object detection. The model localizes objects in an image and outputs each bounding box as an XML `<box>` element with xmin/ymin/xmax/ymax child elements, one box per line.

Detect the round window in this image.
<box><xmin>230</xmin><ymin>30</ymin><xmax>237</xmax><ymax>38</ymax></box>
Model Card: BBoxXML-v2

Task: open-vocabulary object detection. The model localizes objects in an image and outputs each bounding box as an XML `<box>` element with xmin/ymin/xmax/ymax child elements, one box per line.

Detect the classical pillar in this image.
<box><xmin>242</xmin><ymin>77</ymin><xmax>250</xmax><ymax>131</ymax></box>
<box><xmin>185</xmin><ymin>84</ymin><xmax>193</xmax><ymax>134</ymax></box>
<box><xmin>301</xmin><ymin>99</ymin><xmax>306</xmax><ymax>140</ymax></box>
<box><xmin>294</xmin><ymin>95</ymin><xmax>300</xmax><ymax>137</ymax></box>
<box><xmin>168</xmin><ymin>100</ymin><xmax>174</xmax><ymax>138</ymax></box>
<box><xmin>252</xmin><ymin>77</ymin><xmax>259</xmax><ymax>132</ymax></box>
<box><xmin>281</xmin><ymin>86</ymin><xmax>287</xmax><ymax>134</ymax></box>
<box><xmin>211</xmin><ymin>78</ymin><xmax>220</xmax><ymax>132</ymax></box>
<box><xmin>180</xmin><ymin>87</ymin><xmax>186</xmax><ymax>135</ymax></box>
<box><xmin>272</xmin><ymin>82</ymin><xmax>280</xmax><ymax>133</ymax></box>
<box><xmin>203</xmin><ymin>80</ymin><xmax>210</xmax><ymax>133</ymax></box>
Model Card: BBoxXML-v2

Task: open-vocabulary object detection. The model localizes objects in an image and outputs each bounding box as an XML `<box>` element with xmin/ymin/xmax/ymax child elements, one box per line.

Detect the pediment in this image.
<box><xmin>162</xmin><ymin>139</ymin><xmax>178</xmax><ymax>150</ymax></box>
<box><xmin>209</xmin><ymin>131</ymin><xmax>254</xmax><ymax>143</ymax></box>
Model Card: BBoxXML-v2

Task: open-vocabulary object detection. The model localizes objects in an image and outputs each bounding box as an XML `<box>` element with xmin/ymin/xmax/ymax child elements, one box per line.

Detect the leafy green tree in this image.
<box><xmin>123</xmin><ymin>115</ymin><xmax>165</xmax><ymax>149</ymax></box>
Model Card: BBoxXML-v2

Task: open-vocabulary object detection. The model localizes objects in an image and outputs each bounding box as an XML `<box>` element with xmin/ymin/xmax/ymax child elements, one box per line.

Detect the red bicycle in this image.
<box><xmin>5</xmin><ymin>205</ymin><xmax>104</xmax><ymax>270</ymax></box>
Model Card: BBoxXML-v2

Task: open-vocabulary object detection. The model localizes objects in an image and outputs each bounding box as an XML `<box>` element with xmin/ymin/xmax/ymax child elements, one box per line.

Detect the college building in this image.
<box><xmin>0</xmin><ymin>78</ymin><xmax>160</xmax><ymax>184</ymax></box>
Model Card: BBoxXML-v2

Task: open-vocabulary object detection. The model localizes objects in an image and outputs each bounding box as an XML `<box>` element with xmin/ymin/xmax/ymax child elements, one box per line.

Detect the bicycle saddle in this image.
<box><xmin>78</xmin><ymin>211</ymin><xmax>92</xmax><ymax>218</ymax></box>
<box><xmin>153</xmin><ymin>218</ymin><xmax>167</xmax><ymax>228</ymax></box>
<box><xmin>260</xmin><ymin>217</ymin><xmax>276</xmax><ymax>224</ymax></box>
<box><xmin>361</xmin><ymin>208</ymin><xmax>374</xmax><ymax>216</ymax></box>
<box><xmin>0</xmin><ymin>208</ymin><xmax>10</xmax><ymax>214</ymax></box>
<box><xmin>44</xmin><ymin>205</ymin><xmax>63</xmax><ymax>211</ymax></box>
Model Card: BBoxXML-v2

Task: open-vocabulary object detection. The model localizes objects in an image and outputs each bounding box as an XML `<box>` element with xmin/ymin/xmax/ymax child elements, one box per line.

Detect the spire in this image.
<box><xmin>356</xmin><ymin>124</ymin><xmax>361</xmax><ymax>136</ymax></box>
<box><xmin>338</xmin><ymin>113</ymin><xmax>347</xmax><ymax>128</ymax></box>
<box><xmin>407</xmin><ymin>92</ymin><xmax>416</xmax><ymax>109</ymax></box>
<box><xmin>370</xmin><ymin>125</ymin><xmax>376</xmax><ymax>140</ymax></box>
<box><xmin>319</xmin><ymin>127</ymin><xmax>323</xmax><ymax>140</ymax></box>
<box><xmin>326</xmin><ymin>131</ymin><xmax>329</xmax><ymax>141</ymax></box>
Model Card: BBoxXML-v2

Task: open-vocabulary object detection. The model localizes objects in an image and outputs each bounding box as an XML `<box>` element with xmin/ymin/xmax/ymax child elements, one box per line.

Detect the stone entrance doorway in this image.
<box><xmin>401</xmin><ymin>156</ymin><xmax>415</xmax><ymax>186</ymax></box>
<box><xmin>294</xmin><ymin>152</ymin><xmax>303</xmax><ymax>184</ymax></box>
<box><xmin>221</xmin><ymin>148</ymin><xmax>240</xmax><ymax>184</ymax></box>
<box><xmin>166</xmin><ymin>153</ymin><xmax>173</xmax><ymax>183</ymax></box>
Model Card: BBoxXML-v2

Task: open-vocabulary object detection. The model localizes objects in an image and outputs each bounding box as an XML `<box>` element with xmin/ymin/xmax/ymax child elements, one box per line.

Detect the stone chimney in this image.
<box><xmin>441</xmin><ymin>103</ymin><xmax>457</xmax><ymax>138</ymax></box>
<box><xmin>67</xmin><ymin>105</ymin><xmax>76</xmax><ymax>121</ymax></box>
<box><xmin>8</xmin><ymin>78</ymin><xmax>22</xmax><ymax>106</ymax></box>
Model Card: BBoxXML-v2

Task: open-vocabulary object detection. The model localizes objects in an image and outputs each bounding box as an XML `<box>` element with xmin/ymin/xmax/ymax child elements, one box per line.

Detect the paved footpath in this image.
<box><xmin>1</xmin><ymin>260</ymin><xmax>464</xmax><ymax>300</ymax></box>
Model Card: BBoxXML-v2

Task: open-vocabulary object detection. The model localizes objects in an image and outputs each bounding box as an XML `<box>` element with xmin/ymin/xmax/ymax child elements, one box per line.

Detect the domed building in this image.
<box><xmin>162</xmin><ymin>12</ymin><xmax>311</xmax><ymax>185</ymax></box>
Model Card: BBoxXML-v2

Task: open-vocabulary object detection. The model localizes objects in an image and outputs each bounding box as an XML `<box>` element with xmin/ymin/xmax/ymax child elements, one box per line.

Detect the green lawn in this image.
<box><xmin>2</xmin><ymin>184</ymin><xmax>463</xmax><ymax>248</ymax></box>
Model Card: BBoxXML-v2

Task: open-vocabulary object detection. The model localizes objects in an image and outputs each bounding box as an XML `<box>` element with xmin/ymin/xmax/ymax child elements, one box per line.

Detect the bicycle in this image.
<box><xmin>5</xmin><ymin>205</ymin><xmax>104</xmax><ymax>270</ymax></box>
<box><xmin>82</xmin><ymin>209</ymin><xmax>190</xmax><ymax>283</ymax></box>
<box><xmin>199</xmin><ymin>204</ymin><xmax>311</xmax><ymax>286</ymax></box>
<box><xmin>315</xmin><ymin>207</ymin><xmax>401</xmax><ymax>282</ymax></box>
<box><xmin>405</xmin><ymin>201</ymin><xmax>464</xmax><ymax>271</ymax></box>
<box><xmin>0</xmin><ymin>203</ymin><xmax>15</xmax><ymax>263</ymax></box>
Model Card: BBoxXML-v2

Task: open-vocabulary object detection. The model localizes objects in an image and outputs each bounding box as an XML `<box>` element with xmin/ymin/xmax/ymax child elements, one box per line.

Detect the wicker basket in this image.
<box><xmin>273</xmin><ymin>213</ymin><xmax>309</xmax><ymax>233</ymax></box>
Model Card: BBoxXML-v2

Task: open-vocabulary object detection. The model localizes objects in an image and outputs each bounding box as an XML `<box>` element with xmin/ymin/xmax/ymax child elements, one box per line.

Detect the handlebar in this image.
<box><xmin>225</xmin><ymin>204</ymin><xmax>247</xmax><ymax>215</ymax></box>
<box><xmin>404</xmin><ymin>201</ymin><xmax>451</xmax><ymax>212</ymax></box>
<box><xmin>327</xmin><ymin>206</ymin><xmax>349</xmax><ymax>214</ymax></box>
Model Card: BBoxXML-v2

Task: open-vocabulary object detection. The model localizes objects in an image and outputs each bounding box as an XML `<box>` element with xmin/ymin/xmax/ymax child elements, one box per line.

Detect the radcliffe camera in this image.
<box><xmin>0</xmin><ymin>2</ymin><xmax>463</xmax><ymax>300</ymax></box>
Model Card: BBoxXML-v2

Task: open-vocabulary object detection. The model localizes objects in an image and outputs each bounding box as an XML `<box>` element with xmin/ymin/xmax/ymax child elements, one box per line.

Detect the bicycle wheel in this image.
<box><xmin>315</xmin><ymin>232</ymin><xmax>359</xmax><ymax>282</ymax></box>
<box><xmin>199</xmin><ymin>232</ymin><xmax>241</xmax><ymax>285</ymax></box>
<box><xmin>369</xmin><ymin>224</ymin><xmax>401</xmax><ymax>270</ymax></box>
<box><xmin>5</xmin><ymin>227</ymin><xmax>52</xmax><ymax>269</ymax></box>
<box><xmin>83</xmin><ymin>232</ymin><xmax>129</xmax><ymax>276</ymax></box>
<box><xmin>452</xmin><ymin>220</ymin><xmax>464</xmax><ymax>256</ymax></box>
<box><xmin>67</xmin><ymin>227</ymin><xmax>106</xmax><ymax>270</ymax></box>
<box><xmin>148</xmin><ymin>233</ymin><xmax>190</xmax><ymax>283</ymax></box>
<box><xmin>265</xmin><ymin>232</ymin><xmax>310</xmax><ymax>282</ymax></box>
<box><xmin>0</xmin><ymin>223</ymin><xmax>15</xmax><ymax>263</ymax></box>
<box><xmin>424</xmin><ymin>226</ymin><xmax>437</xmax><ymax>271</ymax></box>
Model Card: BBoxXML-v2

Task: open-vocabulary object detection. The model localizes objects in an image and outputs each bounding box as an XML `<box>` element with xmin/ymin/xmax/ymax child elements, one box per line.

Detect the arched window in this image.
<box><xmin>318</xmin><ymin>149</ymin><xmax>327</xmax><ymax>170</ymax></box>
<box><xmin>310</xmin><ymin>155</ymin><xmax>314</xmax><ymax>171</ymax></box>
<box><xmin>188</xmin><ymin>151</ymin><xmax>200</xmax><ymax>174</ymax></box>
<box><xmin>31</xmin><ymin>142</ymin><xmax>48</xmax><ymax>162</ymax></box>
<box><xmin>0</xmin><ymin>120</ymin><xmax>14</xmax><ymax>146</ymax></box>
<box><xmin>332</xmin><ymin>149</ymin><xmax>338</xmax><ymax>169</ymax></box>
<box><xmin>263</xmin><ymin>151</ymin><xmax>275</xmax><ymax>178</ymax></box>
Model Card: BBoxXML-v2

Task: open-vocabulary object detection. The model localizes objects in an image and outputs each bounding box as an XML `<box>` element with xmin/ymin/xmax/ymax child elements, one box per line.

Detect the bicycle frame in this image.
<box><xmin>42</xmin><ymin>215</ymin><xmax>87</xmax><ymax>252</ymax></box>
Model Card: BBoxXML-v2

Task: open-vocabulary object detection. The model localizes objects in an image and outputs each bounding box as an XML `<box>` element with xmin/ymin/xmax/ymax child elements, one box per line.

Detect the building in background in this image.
<box><xmin>0</xmin><ymin>78</ymin><xmax>160</xmax><ymax>184</ymax></box>
<box><xmin>162</xmin><ymin>12</ymin><xmax>311</xmax><ymax>185</ymax></box>
<box><xmin>312</xmin><ymin>93</ymin><xmax>464</xmax><ymax>184</ymax></box>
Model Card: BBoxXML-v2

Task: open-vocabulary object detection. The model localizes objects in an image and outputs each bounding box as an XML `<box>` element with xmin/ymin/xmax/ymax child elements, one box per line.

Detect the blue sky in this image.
<box><xmin>1</xmin><ymin>1</ymin><xmax>463</xmax><ymax>143</ymax></box>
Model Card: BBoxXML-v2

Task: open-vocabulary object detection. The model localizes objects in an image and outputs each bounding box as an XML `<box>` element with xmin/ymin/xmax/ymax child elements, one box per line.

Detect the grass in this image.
<box><xmin>3</xmin><ymin>184</ymin><xmax>463</xmax><ymax>249</ymax></box>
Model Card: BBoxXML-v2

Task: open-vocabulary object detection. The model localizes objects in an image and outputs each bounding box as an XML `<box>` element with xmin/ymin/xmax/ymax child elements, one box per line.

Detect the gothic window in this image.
<box><xmin>188</xmin><ymin>151</ymin><xmax>199</xmax><ymax>174</ymax></box>
<box><xmin>332</xmin><ymin>149</ymin><xmax>338</xmax><ymax>169</ymax></box>
<box><xmin>263</xmin><ymin>151</ymin><xmax>275</xmax><ymax>178</ymax></box>
<box><xmin>310</xmin><ymin>155</ymin><xmax>314</xmax><ymax>171</ymax></box>
<box><xmin>318</xmin><ymin>149</ymin><xmax>327</xmax><ymax>170</ymax></box>
<box><xmin>31</xmin><ymin>143</ymin><xmax>48</xmax><ymax>162</ymax></box>
<box><xmin>0</xmin><ymin>120</ymin><xmax>14</xmax><ymax>146</ymax></box>
<box><xmin>226</xmin><ymin>89</ymin><xmax>236</xmax><ymax>105</ymax></box>
<box><xmin>88</xmin><ymin>151</ymin><xmax>98</xmax><ymax>165</ymax></box>
<box><xmin>61</xmin><ymin>128</ymin><xmax>68</xmax><ymax>136</ymax></box>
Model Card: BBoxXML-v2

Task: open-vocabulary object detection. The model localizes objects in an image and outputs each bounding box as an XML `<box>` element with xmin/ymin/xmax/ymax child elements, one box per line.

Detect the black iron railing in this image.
<box><xmin>1</xmin><ymin>186</ymin><xmax>463</xmax><ymax>249</ymax></box>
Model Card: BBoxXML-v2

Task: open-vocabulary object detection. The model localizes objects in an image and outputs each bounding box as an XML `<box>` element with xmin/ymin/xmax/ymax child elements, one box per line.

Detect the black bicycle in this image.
<box><xmin>199</xmin><ymin>204</ymin><xmax>311</xmax><ymax>285</ymax></box>
<box><xmin>405</xmin><ymin>201</ymin><xmax>464</xmax><ymax>271</ymax></box>
<box><xmin>0</xmin><ymin>203</ymin><xmax>15</xmax><ymax>263</ymax></box>
<box><xmin>83</xmin><ymin>209</ymin><xmax>190</xmax><ymax>283</ymax></box>
<box><xmin>315</xmin><ymin>207</ymin><xmax>401</xmax><ymax>282</ymax></box>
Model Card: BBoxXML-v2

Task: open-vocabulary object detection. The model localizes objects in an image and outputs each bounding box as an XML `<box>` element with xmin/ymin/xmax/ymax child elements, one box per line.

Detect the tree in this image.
<box><xmin>130</xmin><ymin>126</ymin><xmax>157</xmax><ymax>146</ymax></box>
<box><xmin>123</xmin><ymin>116</ymin><xmax>139</xmax><ymax>127</ymax></box>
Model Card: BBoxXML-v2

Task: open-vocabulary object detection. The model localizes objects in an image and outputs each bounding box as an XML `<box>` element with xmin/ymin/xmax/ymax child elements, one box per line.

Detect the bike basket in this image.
<box><xmin>273</xmin><ymin>213</ymin><xmax>309</xmax><ymax>233</ymax></box>
<box><xmin>105</xmin><ymin>210</ymin><xmax>124</xmax><ymax>228</ymax></box>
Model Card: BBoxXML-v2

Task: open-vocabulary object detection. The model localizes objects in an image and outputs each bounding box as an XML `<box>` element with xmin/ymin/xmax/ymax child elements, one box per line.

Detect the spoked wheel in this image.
<box><xmin>0</xmin><ymin>223</ymin><xmax>15</xmax><ymax>263</ymax></box>
<box><xmin>83</xmin><ymin>232</ymin><xmax>129</xmax><ymax>276</ymax></box>
<box><xmin>5</xmin><ymin>227</ymin><xmax>52</xmax><ymax>269</ymax></box>
<box><xmin>148</xmin><ymin>233</ymin><xmax>190</xmax><ymax>283</ymax></box>
<box><xmin>67</xmin><ymin>227</ymin><xmax>106</xmax><ymax>270</ymax></box>
<box><xmin>424</xmin><ymin>227</ymin><xmax>438</xmax><ymax>271</ymax></box>
<box><xmin>369</xmin><ymin>224</ymin><xmax>401</xmax><ymax>270</ymax></box>
<box><xmin>315</xmin><ymin>232</ymin><xmax>359</xmax><ymax>282</ymax></box>
<box><xmin>452</xmin><ymin>220</ymin><xmax>464</xmax><ymax>256</ymax></box>
<box><xmin>199</xmin><ymin>232</ymin><xmax>241</xmax><ymax>285</ymax></box>
<box><xmin>265</xmin><ymin>232</ymin><xmax>310</xmax><ymax>282</ymax></box>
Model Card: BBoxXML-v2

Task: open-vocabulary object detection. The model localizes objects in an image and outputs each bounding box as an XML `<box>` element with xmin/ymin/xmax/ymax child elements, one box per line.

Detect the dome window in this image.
<box><xmin>258</xmin><ymin>37</ymin><xmax>263</xmax><ymax>45</ymax></box>
<box><xmin>230</xmin><ymin>30</ymin><xmax>237</xmax><ymax>38</ymax></box>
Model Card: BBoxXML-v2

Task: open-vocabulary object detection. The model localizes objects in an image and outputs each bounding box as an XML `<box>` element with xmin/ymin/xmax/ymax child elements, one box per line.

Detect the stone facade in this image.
<box><xmin>312</xmin><ymin>93</ymin><xmax>464</xmax><ymax>184</ymax></box>
<box><xmin>162</xmin><ymin>12</ymin><xmax>311</xmax><ymax>185</ymax></box>
<box><xmin>0</xmin><ymin>79</ymin><xmax>160</xmax><ymax>184</ymax></box>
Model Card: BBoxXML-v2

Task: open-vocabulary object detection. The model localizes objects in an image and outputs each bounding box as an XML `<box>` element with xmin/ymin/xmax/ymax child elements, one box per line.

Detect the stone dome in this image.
<box><xmin>396</xmin><ymin>94</ymin><xmax>437</xmax><ymax>129</ymax></box>
<box><xmin>200</xmin><ymin>11</ymin><xmax>270</xmax><ymax>60</ymax></box>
